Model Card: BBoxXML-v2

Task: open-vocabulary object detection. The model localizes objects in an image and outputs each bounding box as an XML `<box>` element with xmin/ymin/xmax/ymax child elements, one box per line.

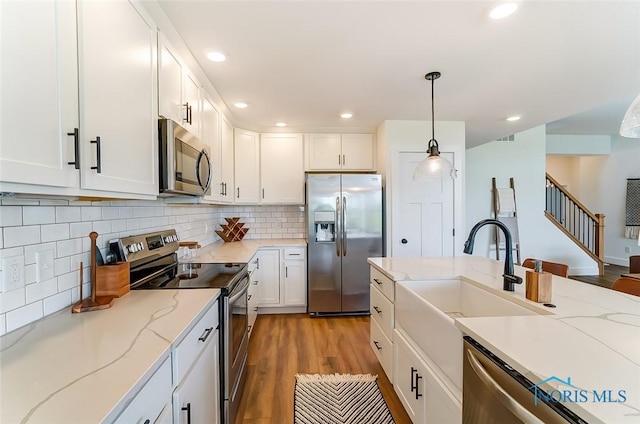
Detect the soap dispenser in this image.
<box><xmin>525</xmin><ymin>260</ymin><xmax>552</xmax><ymax>303</ymax></box>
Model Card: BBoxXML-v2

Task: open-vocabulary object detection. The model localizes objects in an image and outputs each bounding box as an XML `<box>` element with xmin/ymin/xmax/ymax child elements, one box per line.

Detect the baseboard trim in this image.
<box><xmin>604</xmin><ymin>256</ymin><xmax>630</xmax><ymax>267</ymax></box>
<box><xmin>568</xmin><ymin>266</ymin><xmax>600</xmax><ymax>276</ymax></box>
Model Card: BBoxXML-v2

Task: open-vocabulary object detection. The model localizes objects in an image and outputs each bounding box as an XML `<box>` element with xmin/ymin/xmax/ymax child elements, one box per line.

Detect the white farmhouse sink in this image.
<box><xmin>395</xmin><ymin>278</ymin><xmax>543</xmax><ymax>397</ymax></box>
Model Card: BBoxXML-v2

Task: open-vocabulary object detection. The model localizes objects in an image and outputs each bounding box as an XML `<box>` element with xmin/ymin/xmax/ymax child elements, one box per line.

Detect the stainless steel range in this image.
<box><xmin>108</xmin><ymin>229</ymin><xmax>249</xmax><ymax>424</ymax></box>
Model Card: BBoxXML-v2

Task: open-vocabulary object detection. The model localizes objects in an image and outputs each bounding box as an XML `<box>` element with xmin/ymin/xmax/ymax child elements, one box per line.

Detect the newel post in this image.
<box><xmin>595</xmin><ymin>213</ymin><xmax>605</xmax><ymax>276</ymax></box>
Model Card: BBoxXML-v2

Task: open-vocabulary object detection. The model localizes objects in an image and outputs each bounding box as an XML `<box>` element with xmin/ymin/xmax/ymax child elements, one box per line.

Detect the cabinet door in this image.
<box><xmin>202</xmin><ymin>94</ymin><xmax>221</xmax><ymax>202</ymax></box>
<box><xmin>284</xmin><ymin>260</ymin><xmax>306</xmax><ymax>306</ymax></box>
<box><xmin>394</xmin><ymin>331</ymin><xmax>426</xmax><ymax>423</ymax></box>
<box><xmin>173</xmin><ymin>330</ymin><xmax>220</xmax><ymax>424</ymax></box>
<box><xmin>261</xmin><ymin>134</ymin><xmax>304</xmax><ymax>204</ymax></box>
<box><xmin>155</xmin><ymin>404</ymin><xmax>173</xmax><ymax>424</ymax></box>
<box><xmin>0</xmin><ymin>0</ymin><xmax>79</xmax><ymax>188</ymax></box>
<box><xmin>307</xmin><ymin>134</ymin><xmax>341</xmax><ymax>170</ymax></box>
<box><xmin>77</xmin><ymin>0</ymin><xmax>158</xmax><ymax>196</ymax></box>
<box><xmin>158</xmin><ymin>32</ymin><xmax>183</xmax><ymax>123</ymax></box>
<box><xmin>183</xmin><ymin>71</ymin><xmax>201</xmax><ymax>139</ymax></box>
<box><xmin>341</xmin><ymin>134</ymin><xmax>374</xmax><ymax>170</ymax></box>
<box><xmin>234</xmin><ymin>128</ymin><xmax>260</xmax><ymax>203</ymax></box>
<box><xmin>219</xmin><ymin>119</ymin><xmax>235</xmax><ymax>203</ymax></box>
<box><xmin>257</xmin><ymin>249</ymin><xmax>281</xmax><ymax>306</ymax></box>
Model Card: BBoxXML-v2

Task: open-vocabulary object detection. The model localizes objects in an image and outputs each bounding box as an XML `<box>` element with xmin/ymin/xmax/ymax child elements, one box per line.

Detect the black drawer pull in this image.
<box><xmin>67</xmin><ymin>128</ymin><xmax>79</xmax><ymax>169</ymax></box>
<box><xmin>90</xmin><ymin>136</ymin><xmax>101</xmax><ymax>173</ymax></box>
<box><xmin>248</xmin><ymin>294</ymin><xmax>252</xmax><ymax>301</ymax></box>
<box><xmin>198</xmin><ymin>327</ymin><xmax>213</xmax><ymax>342</ymax></box>
<box><xmin>415</xmin><ymin>374</ymin><xmax>423</xmax><ymax>399</ymax></box>
<box><xmin>182</xmin><ymin>402</ymin><xmax>191</xmax><ymax>424</ymax></box>
<box><xmin>143</xmin><ymin>420</ymin><xmax>150</xmax><ymax>424</ymax></box>
<box><xmin>288</xmin><ymin>253</ymin><xmax>301</xmax><ymax>256</ymax></box>
<box><xmin>373</xmin><ymin>341</ymin><xmax>382</xmax><ymax>350</ymax></box>
<box><xmin>373</xmin><ymin>306</ymin><xmax>382</xmax><ymax>314</ymax></box>
<box><xmin>373</xmin><ymin>278</ymin><xmax>383</xmax><ymax>285</ymax></box>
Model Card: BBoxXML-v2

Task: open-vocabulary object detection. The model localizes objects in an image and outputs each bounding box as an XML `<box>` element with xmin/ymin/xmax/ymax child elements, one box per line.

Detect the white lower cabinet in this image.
<box><xmin>258</xmin><ymin>247</ymin><xmax>307</xmax><ymax>310</ymax></box>
<box><xmin>283</xmin><ymin>248</ymin><xmax>306</xmax><ymax>306</ymax></box>
<box><xmin>394</xmin><ymin>330</ymin><xmax>461</xmax><ymax>424</ymax></box>
<box><xmin>257</xmin><ymin>249</ymin><xmax>281</xmax><ymax>306</ymax></box>
<box><xmin>114</xmin><ymin>357</ymin><xmax>172</xmax><ymax>424</ymax></box>
<box><xmin>155</xmin><ymin>404</ymin><xmax>173</xmax><ymax>424</ymax></box>
<box><xmin>370</xmin><ymin>266</ymin><xmax>395</xmax><ymax>383</ymax></box>
<box><xmin>248</xmin><ymin>254</ymin><xmax>260</xmax><ymax>337</ymax></box>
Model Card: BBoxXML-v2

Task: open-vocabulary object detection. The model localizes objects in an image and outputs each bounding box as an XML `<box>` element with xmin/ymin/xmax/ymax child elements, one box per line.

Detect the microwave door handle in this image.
<box><xmin>195</xmin><ymin>149</ymin><xmax>211</xmax><ymax>193</ymax></box>
<box><xmin>465</xmin><ymin>349</ymin><xmax>545</xmax><ymax>424</ymax></box>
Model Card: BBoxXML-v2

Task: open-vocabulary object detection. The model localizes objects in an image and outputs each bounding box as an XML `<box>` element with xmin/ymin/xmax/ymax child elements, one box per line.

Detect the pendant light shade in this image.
<box><xmin>413</xmin><ymin>72</ymin><xmax>457</xmax><ymax>180</ymax></box>
<box><xmin>620</xmin><ymin>93</ymin><xmax>640</xmax><ymax>138</ymax></box>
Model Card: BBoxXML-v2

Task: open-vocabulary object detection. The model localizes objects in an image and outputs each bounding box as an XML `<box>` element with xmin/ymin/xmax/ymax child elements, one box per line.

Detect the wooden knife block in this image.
<box><xmin>525</xmin><ymin>270</ymin><xmax>552</xmax><ymax>303</ymax></box>
<box><xmin>96</xmin><ymin>262</ymin><xmax>130</xmax><ymax>298</ymax></box>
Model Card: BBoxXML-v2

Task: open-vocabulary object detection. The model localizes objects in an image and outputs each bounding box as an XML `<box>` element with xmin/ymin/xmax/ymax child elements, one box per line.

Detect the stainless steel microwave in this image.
<box><xmin>159</xmin><ymin>118</ymin><xmax>211</xmax><ymax>196</ymax></box>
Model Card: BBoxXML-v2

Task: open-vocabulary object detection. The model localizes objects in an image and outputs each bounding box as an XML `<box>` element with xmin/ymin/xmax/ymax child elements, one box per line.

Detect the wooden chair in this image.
<box><xmin>612</xmin><ymin>277</ymin><xmax>640</xmax><ymax>297</ymax></box>
<box><xmin>522</xmin><ymin>258</ymin><xmax>569</xmax><ymax>278</ymax></box>
<box><xmin>630</xmin><ymin>255</ymin><xmax>640</xmax><ymax>274</ymax></box>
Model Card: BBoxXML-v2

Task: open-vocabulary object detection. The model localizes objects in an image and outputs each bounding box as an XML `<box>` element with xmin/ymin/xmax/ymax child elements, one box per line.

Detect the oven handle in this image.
<box><xmin>228</xmin><ymin>275</ymin><xmax>249</xmax><ymax>304</ymax></box>
<box><xmin>130</xmin><ymin>262</ymin><xmax>176</xmax><ymax>288</ymax></box>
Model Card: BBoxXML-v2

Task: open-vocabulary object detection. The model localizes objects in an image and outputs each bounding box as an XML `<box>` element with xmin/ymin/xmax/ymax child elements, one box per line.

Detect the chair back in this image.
<box><xmin>522</xmin><ymin>258</ymin><xmax>569</xmax><ymax>278</ymax></box>
<box><xmin>629</xmin><ymin>255</ymin><xmax>640</xmax><ymax>274</ymax></box>
<box><xmin>612</xmin><ymin>277</ymin><xmax>640</xmax><ymax>297</ymax></box>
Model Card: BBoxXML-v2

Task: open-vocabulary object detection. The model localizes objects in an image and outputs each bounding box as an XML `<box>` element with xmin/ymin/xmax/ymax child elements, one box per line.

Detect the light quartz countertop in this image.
<box><xmin>368</xmin><ymin>256</ymin><xmax>640</xmax><ymax>424</ymax></box>
<box><xmin>0</xmin><ymin>289</ymin><xmax>220</xmax><ymax>424</ymax></box>
<box><xmin>182</xmin><ymin>238</ymin><xmax>306</xmax><ymax>264</ymax></box>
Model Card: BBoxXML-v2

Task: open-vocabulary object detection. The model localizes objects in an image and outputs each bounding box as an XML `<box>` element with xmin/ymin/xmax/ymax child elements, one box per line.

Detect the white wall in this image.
<box><xmin>377</xmin><ymin>120</ymin><xmax>466</xmax><ymax>256</ymax></box>
<box><xmin>465</xmin><ymin>125</ymin><xmax>598</xmax><ymax>275</ymax></box>
<box><xmin>0</xmin><ymin>199</ymin><xmax>304</xmax><ymax>336</ymax></box>
<box><xmin>546</xmin><ymin>156</ymin><xmax>582</xmax><ymax>197</ymax></box>
<box><xmin>546</xmin><ymin>134</ymin><xmax>611</xmax><ymax>155</ymax></box>
<box><xmin>575</xmin><ymin>136</ymin><xmax>640</xmax><ymax>265</ymax></box>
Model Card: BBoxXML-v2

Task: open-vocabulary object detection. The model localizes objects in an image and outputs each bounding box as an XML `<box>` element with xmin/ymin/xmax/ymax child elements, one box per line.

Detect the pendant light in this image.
<box><xmin>413</xmin><ymin>72</ymin><xmax>457</xmax><ymax>180</ymax></box>
<box><xmin>619</xmin><ymin>93</ymin><xmax>640</xmax><ymax>138</ymax></box>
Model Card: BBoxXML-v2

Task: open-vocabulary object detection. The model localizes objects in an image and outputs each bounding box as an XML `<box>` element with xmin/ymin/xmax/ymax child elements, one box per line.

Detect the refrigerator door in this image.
<box><xmin>307</xmin><ymin>174</ymin><xmax>342</xmax><ymax>313</ymax></box>
<box><xmin>341</xmin><ymin>174</ymin><xmax>383</xmax><ymax>312</ymax></box>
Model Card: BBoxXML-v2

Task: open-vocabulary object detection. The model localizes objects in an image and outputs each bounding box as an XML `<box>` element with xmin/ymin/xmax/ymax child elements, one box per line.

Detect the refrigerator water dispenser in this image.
<box><xmin>313</xmin><ymin>211</ymin><xmax>336</xmax><ymax>242</ymax></box>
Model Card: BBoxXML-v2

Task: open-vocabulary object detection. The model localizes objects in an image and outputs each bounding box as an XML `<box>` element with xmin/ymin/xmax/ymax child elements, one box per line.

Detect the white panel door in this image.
<box><xmin>260</xmin><ymin>133</ymin><xmax>304</xmax><ymax>204</ymax></box>
<box><xmin>393</xmin><ymin>152</ymin><xmax>454</xmax><ymax>257</ymax></box>
<box><xmin>307</xmin><ymin>134</ymin><xmax>341</xmax><ymax>170</ymax></box>
<box><xmin>0</xmin><ymin>0</ymin><xmax>79</xmax><ymax>188</ymax></box>
<box><xmin>234</xmin><ymin>128</ymin><xmax>260</xmax><ymax>203</ymax></box>
<box><xmin>77</xmin><ymin>0</ymin><xmax>157</xmax><ymax>195</ymax></box>
<box><xmin>158</xmin><ymin>32</ymin><xmax>183</xmax><ymax>123</ymax></box>
<box><xmin>257</xmin><ymin>249</ymin><xmax>281</xmax><ymax>306</ymax></box>
<box><xmin>341</xmin><ymin>134</ymin><xmax>374</xmax><ymax>170</ymax></box>
<box><xmin>202</xmin><ymin>95</ymin><xmax>221</xmax><ymax>202</ymax></box>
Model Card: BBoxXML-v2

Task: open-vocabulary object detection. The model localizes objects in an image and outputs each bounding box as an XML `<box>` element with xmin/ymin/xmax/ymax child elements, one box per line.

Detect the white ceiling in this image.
<box><xmin>157</xmin><ymin>0</ymin><xmax>640</xmax><ymax>148</ymax></box>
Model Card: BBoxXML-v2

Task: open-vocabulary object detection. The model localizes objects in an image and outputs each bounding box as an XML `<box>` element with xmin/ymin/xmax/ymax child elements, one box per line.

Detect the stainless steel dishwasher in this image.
<box><xmin>463</xmin><ymin>336</ymin><xmax>588</xmax><ymax>424</ymax></box>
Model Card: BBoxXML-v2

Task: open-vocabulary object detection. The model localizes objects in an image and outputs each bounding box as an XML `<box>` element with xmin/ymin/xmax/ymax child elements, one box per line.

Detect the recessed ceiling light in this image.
<box><xmin>489</xmin><ymin>2</ymin><xmax>518</xmax><ymax>19</ymax></box>
<box><xmin>275</xmin><ymin>122</ymin><xmax>287</xmax><ymax>127</ymax></box>
<box><xmin>234</xmin><ymin>102</ymin><xmax>248</xmax><ymax>109</ymax></box>
<box><xmin>206</xmin><ymin>51</ymin><xmax>226</xmax><ymax>62</ymax></box>
<box><xmin>506</xmin><ymin>115</ymin><xmax>521</xmax><ymax>122</ymax></box>
<box><xmin>340</xmin><ymin>113</ymin><xmax>353</xmax><ymax>119</ymax></box>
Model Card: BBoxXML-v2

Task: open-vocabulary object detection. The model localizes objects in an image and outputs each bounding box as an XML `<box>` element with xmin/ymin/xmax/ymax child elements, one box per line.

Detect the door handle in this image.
<box><xmin>335</xmin><ymin>196</ymin><xmax>341</xmax><ymax>257</ymax></box>
<box><xmin>183</xmin><ymin>102</ymin><xmax>190</xmax><ymax>124</ymax></box>
<box><xmin>90</xmin><ymin>136</ymin><xmax>101</xmax><ymax>173</ymax></box>
<box><xmin>401</xmin><ymin>238</ymin><xmax>408</xmax><ymax>244</ymax></box>
<box><xmin>342</xmin><ymin>196</ymin><xmax>347</xmax><ymax>256</ymax></box>
<box><xmin>67</xmin><ymin>128</ymin><xmax>79</xmax><ymax>169</ymax></box>
<box><xmin>465</xmin><ymin>349</ymin><xmax>545</xmax><ymax>423</ymax></box>
<box><xmin>220</xmin><ymin>182</ymin><xmax>224</xmax><ymax>196</ymax></box>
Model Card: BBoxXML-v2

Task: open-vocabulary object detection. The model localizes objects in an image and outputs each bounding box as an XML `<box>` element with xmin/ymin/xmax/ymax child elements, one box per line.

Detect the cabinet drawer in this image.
<box><xmin>370</xmin><ymin>267</ymin><xmax>394</xmax><ymax>301</ymax></box>
<box><xmin>114</xmin><ymin>356</ymin><xmax>172</xmax><ymax>424</ymax></box>
<box><xmin>370</xmin><ymin>285</ymin><xmax>394</xmax><ymax>340</ymax></box>
<box><xmin>370</xmin><ymin>319</ymin><xmax>393</xmax><ymax>383</ymax></box>
<box><xmin>283</xmin><ymin>247</ymin><xmax>305</xmax><ymax>259</ymax></box>
<box><xmin>173</xmin><ymin>301</ymin><xmax>219</xmax><ymax>384</ymax></box>
<box><xmin>248</xmin><ymin>255</ymin><xmax>258</xmax><ymax>274</ymax></box>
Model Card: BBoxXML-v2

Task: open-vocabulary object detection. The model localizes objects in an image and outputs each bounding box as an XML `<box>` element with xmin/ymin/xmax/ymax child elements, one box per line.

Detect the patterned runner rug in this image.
<box><xmin>294</xmin><ymin>373</ymin><xmax>395</xmax><ymax>424</ymax></box>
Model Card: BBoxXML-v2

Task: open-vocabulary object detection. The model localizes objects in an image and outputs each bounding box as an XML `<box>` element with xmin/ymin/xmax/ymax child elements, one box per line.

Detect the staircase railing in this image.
<box><xmin>545</xmin><ymin>173</ymin><xmax>605</xmax><ymax>276</ymax></box>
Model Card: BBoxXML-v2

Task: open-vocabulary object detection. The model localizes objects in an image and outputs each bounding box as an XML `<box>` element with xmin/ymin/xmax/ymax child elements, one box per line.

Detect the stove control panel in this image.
<box><xmin>109</xmin><ymin>229</ymin><xmax>180</xmax><ymax>264</ymax></box>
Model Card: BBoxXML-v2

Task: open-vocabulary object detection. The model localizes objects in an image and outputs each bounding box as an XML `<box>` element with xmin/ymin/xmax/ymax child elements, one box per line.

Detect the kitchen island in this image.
<box><xmin>368</xmin><ymin>256</ymin><xmax>639</xmax><ymax>424</ymax></box>
<box><xmin>0</xmin><ymin>288</ymin><xmax>220</xmax><ymax>423</ymax></box>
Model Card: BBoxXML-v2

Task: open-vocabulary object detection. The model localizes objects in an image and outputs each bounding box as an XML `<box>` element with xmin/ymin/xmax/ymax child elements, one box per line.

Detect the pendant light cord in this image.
<box><xmin>431</xmin><ymin>76</ymin><xmax>435</xmax><ymax>142</ymax></box>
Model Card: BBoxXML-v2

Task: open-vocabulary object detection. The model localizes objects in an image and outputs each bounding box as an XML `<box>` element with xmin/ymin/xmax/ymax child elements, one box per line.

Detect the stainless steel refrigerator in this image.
<box><xmin>307</xmin><ymin>174</ymin><xmax>383</xmax><ymax>315</ymax></box>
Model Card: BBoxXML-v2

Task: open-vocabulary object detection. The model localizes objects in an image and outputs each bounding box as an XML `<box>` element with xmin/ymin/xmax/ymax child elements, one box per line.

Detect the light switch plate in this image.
<box><xmin>36</xmin><ymin>250</ymin><xmax>55</xmax><ymax>282</ymax></box>
<box><xmin>1</xmin><ymin>256</ymin><xmax>25</xmax><ymax>293</ymax></box>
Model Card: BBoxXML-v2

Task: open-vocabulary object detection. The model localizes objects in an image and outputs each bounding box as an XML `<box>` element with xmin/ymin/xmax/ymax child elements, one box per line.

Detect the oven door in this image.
<box><xmin>159</xmin><ymin>118</ymin><xmax>211</xmax><ymax>196</ymax></box>
<box><xmin>224</xmin><ymin>272</ymin><xmax>249</xmax><ymax>423</ymax></box>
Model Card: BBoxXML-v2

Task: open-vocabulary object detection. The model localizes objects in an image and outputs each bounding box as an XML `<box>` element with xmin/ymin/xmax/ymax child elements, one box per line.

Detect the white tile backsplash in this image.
<box><xmin>0</xmin><ymin>199</ymin><xmax>305</xmax><ymax>334</ymax></box>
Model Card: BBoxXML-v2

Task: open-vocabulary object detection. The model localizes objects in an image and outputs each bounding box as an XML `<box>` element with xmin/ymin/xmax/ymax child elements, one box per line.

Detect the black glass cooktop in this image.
<box><xmin>134</xmin><ymin>262</ymin><xmax>246</xmax><ymax>291</ymax></box>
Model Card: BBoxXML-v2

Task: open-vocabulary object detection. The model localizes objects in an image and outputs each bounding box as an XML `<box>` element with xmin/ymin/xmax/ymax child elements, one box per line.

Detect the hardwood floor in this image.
<box><xmin>569</xmin><ymin>263</ymin><xmax>629</xmax><ymax>289</ymax></box>
<box><xmin>235</xmin><ymin>314</ymin><xmax>412</xmax><ymax>424</ymax></box>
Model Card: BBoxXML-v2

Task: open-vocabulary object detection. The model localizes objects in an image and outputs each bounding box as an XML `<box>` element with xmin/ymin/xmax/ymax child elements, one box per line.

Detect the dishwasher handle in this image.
<box><xmin>466</xmin><ymin>349</ymin><xmax>545</xmax><ymax>424</ymax></box>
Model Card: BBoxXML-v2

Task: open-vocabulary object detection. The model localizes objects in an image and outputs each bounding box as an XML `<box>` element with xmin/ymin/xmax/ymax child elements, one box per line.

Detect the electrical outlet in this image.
<box><xmin>1</xmin><ymin>256</ymin><xmax>25</xmax><ymax>293</ymax></box>
<box><xmin>36</xmin><ymin>250</ymin><xmax>55</xmax><ymax>282</ymax></box>
<box><xmin>625</xmin><ymin>246</ymin><xmax>631</xmax><ymax>253</ymax></box>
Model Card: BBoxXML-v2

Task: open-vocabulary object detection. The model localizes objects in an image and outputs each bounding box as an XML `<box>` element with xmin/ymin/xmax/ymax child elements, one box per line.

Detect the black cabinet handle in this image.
<box><xmin>410</xmin><ymin>367</ymin><xmax>423</xmax><ymax>399</ymax></box>
<box><xmin>237</xmin><ymin>187</ymin><xmax>240</xmax><ymax>198</ymax></box>
<box><xmin>90</xmin><ymin>136</ymin><xmax>101</xmax><ymax>173</ymax></box>
<box><xmin>256</xmin><ymin>257</ymin><xmax>260</xmax><ymax>269</ymax></box>
<box><xmin>254</xmin><ymin>307</ymin><xmax>258</xmax><ymax>311</ymax></box>
<box><xmin>410</xmin><ymin>367</ymin><xmax>418</xmax><ymax>393</ymax></box>
<box><xmin>373</xmin><ymin>341</ymin><xmax>382</xmax><ymax>350</ymax></box>
<box><xmin>338</xmin><ymin>154</ymin><xmax>341</xmax><ymax>165</ymax></box>
<box><xmin>262</xmin><ymin>188</ymin><xmax>265</xmax><ymax>199</ymax></box>
<box><xmin>285</xmin><ymin>266</ymin><xmax>288</xmax><ymax>278</ymax></box>
<box><xmin>373</xmin><ymin>278</ymin><xmax>382</xmax><ymax>285</ymax></box>
<box><xmin>198</xmin><ymin>327</ymin><xmax>213</xmax><ymax>342</ymax></box>
<box><xmin>182</xmin><ymin>403</ymin><xmax>191</xmax><ymax>424</ymax></box>
<box><xmin>415</xmin><ymin>374</ymin><xmax>423</xmax><ymax>399</ymax></box>
<box><xmin>373</xmin><ymin>306</ymin><xmax>382</xmax><ymax>314</ymax></box>
<box><xmin>143</xmin><ymin>420</ymin><xmax>150</xmax><ymax>424</ymax></box>
<box><xmin>183</xmin><ymin>102</ymin><xmax>190</xmax><ymax>124</ymax></box>
<box><xmin>67</xmin><ymin>128</ymin><xmax>79</xmax><ymax>169</ymax></box>
<box><xmin>248</xmin><ymin>294</ymin><xmax>252</xmax><ymax>301</ymax></box>
<box><xmin>188</xmin><ymin>104</ymin><xmax>193</xmax><ymax>125</ymax></box>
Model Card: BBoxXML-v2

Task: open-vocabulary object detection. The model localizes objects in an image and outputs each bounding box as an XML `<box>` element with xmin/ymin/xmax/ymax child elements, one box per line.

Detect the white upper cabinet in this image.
<box><xmin>218</xmin><ymin>119</ymin><xmax>235</xmax><ymax>203</ymax></box>
<box><xmin>260</xmin><ymin>134</ymin><xmax>304</xmax><ymax>204</ymax></box>
<box><xmin>158</xmin><ymin>32</ymin><xmax>184</xmax><ymax>124</ymax></box>
<box><xmin>182</xmin><ymin>70</ymin><xmax>202</xmax><ymax>139</ymax></box>
<box><xmin>234</xmin><ymin>128</ymin><xmax>260</xmax><ymax>204</ymax></box>
<box><xmin>202</xmin><ymin>94</ymin><xmax>221</xmax><ymax>202</ymax></box>
<box><xmin>0</xmin><ymin>0</ymin><xmax>79</xmax><ymax>188</ymax></box>
<box><xmin>77</xmin><ymin>0</ymin><xmax>158</xmax><ymax>196</ymax></box>
<box><xmin>307</xmin><ymin>133</ymin><xmax>375</xmax><ymax>171</ymax></box>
